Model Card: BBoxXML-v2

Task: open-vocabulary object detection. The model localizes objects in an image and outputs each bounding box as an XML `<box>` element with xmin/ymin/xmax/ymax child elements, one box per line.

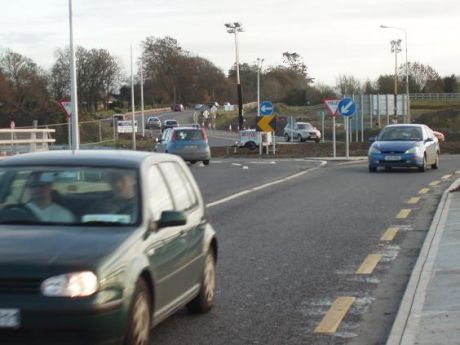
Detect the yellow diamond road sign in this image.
<box><xmin>257</xmin><ymin>115</ymin><xmax>276</xmax><ymax>132</ymax></box>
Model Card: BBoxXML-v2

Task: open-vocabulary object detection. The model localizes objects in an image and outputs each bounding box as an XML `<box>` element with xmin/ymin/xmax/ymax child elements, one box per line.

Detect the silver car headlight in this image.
<box><xmin>41</xmin><ymin>271</ymin><xmax>98</xmax><ymax>297</ymax></box>
<box><xmin>369</xmin><ymin>146</ymin><xmax>381</xmax><ymax>154</ymax></box>
<box><xmin>405</xmin><ymin>147</ymin><xmax>419</xmax><ymax>154</ymax></box>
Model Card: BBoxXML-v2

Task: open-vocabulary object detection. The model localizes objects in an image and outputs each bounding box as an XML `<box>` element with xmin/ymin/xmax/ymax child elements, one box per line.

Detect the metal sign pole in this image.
<box><xmin>332</xmin><ymin>116</ymin><xmax>336</xmax><ymax>158</ymax></box>
<box><xmin>345</xmin><ymin>117</ymin><xmax>349</xmax><ymax>159</ymax></box>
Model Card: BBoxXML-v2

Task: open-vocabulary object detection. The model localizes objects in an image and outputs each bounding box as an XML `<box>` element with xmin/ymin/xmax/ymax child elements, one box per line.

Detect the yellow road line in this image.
<box><xmin>356</xmin><ymin>254</ymin><xmax>382</xmax><ymax>274</ymax></box>
<box><xmin>429</xmin><ymin>180</ymin><xmax>440</xmax><ymax>186</ymax></box>
<box><xmin>396</xmin><ymin>209</ymin><xmax>411</xmax><ymax>219</ymax></box>
<box><xmin>418</xmin><ymin>188</ymin><xmax>429</xmax><ymax>194</ymax></box>
<box><xmin>442</xmin><ymin>174</ymin><xmax>452</xmax><ymax>180</ymax></box>
<box><xmin>314</xmin><ymin>297</ymin><xmax>355</xmax><ymax>334</ymax></box>
<box><xmin>407</xmin><ymin>197</ymin><xmax>420</xmax><ymax>204</ymax></box>
<box><xmin>381</xmin><ymin>227</ymin><xmax>399</xmax><ymax>241</ymax></box>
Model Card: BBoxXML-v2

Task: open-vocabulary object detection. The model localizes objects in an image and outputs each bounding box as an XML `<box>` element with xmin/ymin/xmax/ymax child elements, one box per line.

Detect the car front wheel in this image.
<box><xmin>125</xmin><ymin>279</ymin><xmax>151</xmax><ymax>345</ymax></box>
<box><xmin>431</xmin><ymin>153</ymin><xmax>439</xmax><ymax>169</ymax></box>
<box><xmin>418</xmin><ymin>156</ymin><xmax>427</xmax><ymax>172</ymax></box>
<box><xmin>187</xmin><ymin>249</ymin><xmax>216</xmax><ymax>314</ymax></box>
<box><xmin>284</xmin><ymin>133</ymin><xmax>290</xmax><ymax>142</ymax></box>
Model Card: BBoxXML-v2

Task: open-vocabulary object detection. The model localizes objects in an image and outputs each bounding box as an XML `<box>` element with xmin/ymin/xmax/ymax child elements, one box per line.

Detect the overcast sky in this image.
<box><xmin>1</xmin><ymin>0</ymin><xmax>459</xmax><ymax>86</ymax></box>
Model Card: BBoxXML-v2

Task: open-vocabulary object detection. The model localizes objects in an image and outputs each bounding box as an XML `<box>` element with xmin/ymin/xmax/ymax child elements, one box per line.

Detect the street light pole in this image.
<box><xmin>225</xmin><ymin>22</ymin><xmax>244</xmax><ymax>130</ymax></box>
<box><xmin>68</xmin><ymin>0</ymin><xmax>79</xmax><ymax>150</ymax></box>
<box><xmin>380</xmin><ymin>25</ymin><xmax>410</xmax><ymax>123</ymax></box>
<box><xmin>391</xmin><ymin>39</ymin><xmax>401</xmax><ymax>122</ymax></box>
<box><xmin>256</xmin><ymin>58</ymin><xmax>264</xmax><ymax>117</ymax></box>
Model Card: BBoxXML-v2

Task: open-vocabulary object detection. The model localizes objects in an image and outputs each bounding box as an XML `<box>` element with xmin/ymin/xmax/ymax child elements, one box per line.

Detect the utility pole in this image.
<box><xmin>391</xmin><ymin>39</ymin><xmax>402</xmax><ymax>122</ymax></box>
<box><xmin>225</xmin><ymin>22</ymin><xmax>244</xmax><ymax>130</ymax></box>
<box><xmin>68</xmin><ymin>0</ymin><xmax>79</xmax><ymax>150</ymax></box>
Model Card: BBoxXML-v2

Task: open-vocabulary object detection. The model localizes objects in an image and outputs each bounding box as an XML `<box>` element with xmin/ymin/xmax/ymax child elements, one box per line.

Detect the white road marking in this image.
<box><xmin>206</xmin><ymin>161</ymin><xmax>327</xmax><ymax>208</ymax></box>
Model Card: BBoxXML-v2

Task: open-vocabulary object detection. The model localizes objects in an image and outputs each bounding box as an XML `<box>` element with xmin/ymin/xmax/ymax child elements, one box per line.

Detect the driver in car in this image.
<box><xmin>26</xmin><ymin>172</ymin><xmax>75</xmax><ymax>222</ymax></box>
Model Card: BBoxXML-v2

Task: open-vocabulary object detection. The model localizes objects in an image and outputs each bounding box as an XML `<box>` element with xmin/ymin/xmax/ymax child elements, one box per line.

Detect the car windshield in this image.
<box><xmin>378</xmin><ymin>127</ymin><xmax>423</xmax><ymax>141</ymax></box>
<box><xmin>298</xmin><ymin>123</ymin><xmax>313</xmax><ymax>130</ymax></box>
<box><xmin>0</xmin><ymin>167</ymin><xmax>140</xmax><ymax>226</ymax></box>
<box><xmin>174</xmin><ymin>129</ymin><xmax>204</xmax><ymax>141</ymax></box>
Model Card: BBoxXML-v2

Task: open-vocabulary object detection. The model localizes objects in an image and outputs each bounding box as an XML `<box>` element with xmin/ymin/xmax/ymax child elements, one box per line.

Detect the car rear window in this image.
<box><xmin>174</xmin><ymin>129</ymin><xmax>204</xmax><ymax>141</ymax></box>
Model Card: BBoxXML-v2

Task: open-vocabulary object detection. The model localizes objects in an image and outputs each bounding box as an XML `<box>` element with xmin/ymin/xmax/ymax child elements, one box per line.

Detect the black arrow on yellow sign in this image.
<box><xmin>257</xmin><ymin>115</ymin><xmax>276</xmax><ymax>132</ymax></box>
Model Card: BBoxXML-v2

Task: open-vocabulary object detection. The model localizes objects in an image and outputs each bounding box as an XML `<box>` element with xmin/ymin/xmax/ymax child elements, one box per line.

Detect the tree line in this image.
<box><xmin>0</xmin><ymin>36</ymin><xmax>458</xmax><ymax>127</ymax></box>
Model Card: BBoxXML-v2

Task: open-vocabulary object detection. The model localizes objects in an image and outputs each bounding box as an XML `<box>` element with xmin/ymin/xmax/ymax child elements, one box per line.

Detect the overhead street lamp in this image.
<box><xmin>256</xmin><ymin>58</ymin><xmax>264</xmax><ymax>117</ymax></box>
<box><xmin>225</xmin><ymin>22</ymin><xmax>244</xmax><ymax>130</ymax></box>
<box><xmin>391</xmin><ymin>39</ymin><xmax>402</xmax><ymax>122</ymax></box>
<box><xmin>380</xmin><ymin>25</ymin><xmax>410</xmax><ymax>123</ymax></box>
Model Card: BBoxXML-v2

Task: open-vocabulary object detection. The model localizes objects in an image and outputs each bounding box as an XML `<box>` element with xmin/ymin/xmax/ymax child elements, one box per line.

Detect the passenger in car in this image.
<box><xmin>93</xmin><ymin>170</ymin><xmax>138</xmax><ymax>218</ymax></box>
<box><xmin>26</xmin><ymin>172</ymin><xmax>75</xmax><ymax>222</ymax></box>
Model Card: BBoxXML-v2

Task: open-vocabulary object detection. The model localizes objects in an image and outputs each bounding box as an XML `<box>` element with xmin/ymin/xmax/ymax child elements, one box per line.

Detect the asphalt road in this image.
<box><xmin>148</xmin><ymin>155</ymin><xmax>460</xmax><ymax>345</ymax></box>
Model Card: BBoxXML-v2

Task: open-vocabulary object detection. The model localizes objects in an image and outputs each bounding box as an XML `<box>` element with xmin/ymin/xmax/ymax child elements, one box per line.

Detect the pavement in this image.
<box><xmin>386</xmin><ymin>178</ymin><xmax>460</xmax><ymax>345</ymax></box>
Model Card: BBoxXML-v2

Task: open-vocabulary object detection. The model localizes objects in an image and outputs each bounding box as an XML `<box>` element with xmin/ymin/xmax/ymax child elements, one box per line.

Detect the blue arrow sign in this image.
<box><xmin>260</xmin><ymin>101</ymin><xmax>274</xmax><ymax>116</ymax></box>
<box><xmin>338</xmin><ymin>98</ymin><xmax>356</xmax><ymax>117</ymax></box>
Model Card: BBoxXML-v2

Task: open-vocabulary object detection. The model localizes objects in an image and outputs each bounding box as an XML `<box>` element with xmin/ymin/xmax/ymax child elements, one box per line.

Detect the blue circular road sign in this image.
<box><xmin>338</xmin><ymin>98</ymin><xmax>356</xmax><ymax>117</ymax></box>
<box><xmin>260</xmin><ymin>101</ymin><xmax>274</xmax><ymax>116</ymax></box>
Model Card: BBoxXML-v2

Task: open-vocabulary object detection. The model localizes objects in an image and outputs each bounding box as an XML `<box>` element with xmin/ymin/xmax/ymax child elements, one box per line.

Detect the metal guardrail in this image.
<box><xmin>410</xmin><ymin>93</ymin><xmax>460</xmax><ymax>101</ymax></box>
<box><xmin>0</xmin><ymin>129</ymin><xmax>56</xmax><ymax>155</ymax></box>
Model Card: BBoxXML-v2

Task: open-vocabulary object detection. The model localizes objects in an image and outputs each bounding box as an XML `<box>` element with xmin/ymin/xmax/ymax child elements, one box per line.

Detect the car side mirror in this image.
<box><xmin>368</xmin><ymin>137</ymin><xmax>376</xmax><ymax>143</ymax></box>
<box><xmin>158</xmin><ymin>211</ymin><xmax>186</xmax><ymax>229</ymax></box>
<box><xmin>425</xmin><ymin>137</ymin><xmax>433</xmax><ymax>143</ymax></box>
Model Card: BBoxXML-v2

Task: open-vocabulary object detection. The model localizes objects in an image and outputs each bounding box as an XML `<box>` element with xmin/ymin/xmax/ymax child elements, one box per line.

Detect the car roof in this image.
<box><xmin>383</xmin><ymin>124</ymin><xmax>425</xmax><ymax>128</ymax></box>
<box><xmin>0</xmin><ymin>150</ymin><xmax>180</xmax><ymax>168</ymax></box>
<box><xmin>172</xmin><ymin>126</ymin><xmax>203</xmax><ymax>131</ymax></box>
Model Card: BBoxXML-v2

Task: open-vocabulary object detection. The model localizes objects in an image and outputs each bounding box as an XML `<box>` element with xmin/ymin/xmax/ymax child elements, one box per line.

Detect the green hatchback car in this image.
<box><xmin>0</xmin><ymin>150</ymin><xmax>217</xmax><ymax>344</ymax></box>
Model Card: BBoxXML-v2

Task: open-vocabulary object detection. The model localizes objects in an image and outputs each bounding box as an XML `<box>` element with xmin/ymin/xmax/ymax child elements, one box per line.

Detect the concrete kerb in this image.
<box><xmin>386</xmin><ymin>178</ymin><xmax>460</xmax><ymax>345</ymax></box>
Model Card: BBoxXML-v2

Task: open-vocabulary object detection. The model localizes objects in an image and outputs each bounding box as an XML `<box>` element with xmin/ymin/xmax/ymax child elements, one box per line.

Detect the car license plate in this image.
<box><xmin>0</xmin><ymin>309</ymin><xmax>20</xmax><ymax>328</ymax></box>
<box><xmin>385</xmin><ymin>156</ymin><xmax>401</xmax><ymax>161</ymax></box>
<box><xmin>184</xmin><ymin>145</ymin><xmax>197</xmax><ymax>149</ymax></box>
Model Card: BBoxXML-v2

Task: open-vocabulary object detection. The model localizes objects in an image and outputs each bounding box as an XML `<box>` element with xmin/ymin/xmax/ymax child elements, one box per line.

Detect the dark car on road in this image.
<box><xmin>162</xmin><ymin>119</ymin><xmax>179</xmax><ymax>132</ymax></box>
<box><xmin>155</xmin><ymin>127</ymin><xmax>211</xmax><ymax>165</ymax></box>
<box><xmin>0</xmin><ymin>150</ymin><xmax>217</xmax><ymax>344</ymax></box>
<box><xmin>368</xmin><ymin>124</ymin><xmax>440</xmax><ymax>172</ymax></box>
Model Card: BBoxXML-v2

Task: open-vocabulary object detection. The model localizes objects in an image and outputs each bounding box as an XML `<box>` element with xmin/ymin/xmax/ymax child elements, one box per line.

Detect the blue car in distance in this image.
<box><xmin>155</xmin><ymin>127</ymin><xmax>211</xmax><ymax>166</ymax></box>
<box><xmin>368</xmin><ymin>124</ymin><xmax>440</xmax><ymax>172</ymax></box>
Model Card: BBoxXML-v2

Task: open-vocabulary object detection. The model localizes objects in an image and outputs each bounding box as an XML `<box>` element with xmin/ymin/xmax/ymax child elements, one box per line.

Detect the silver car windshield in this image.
<box><xmin>378</xmin><ymin>127</ymin><xmax>422</xmax><ymax>141</ymax></box>
<box><xmin>0</xmin><ymin>167</ymin><xmax>140</xmax><ymax>226</ymax></box>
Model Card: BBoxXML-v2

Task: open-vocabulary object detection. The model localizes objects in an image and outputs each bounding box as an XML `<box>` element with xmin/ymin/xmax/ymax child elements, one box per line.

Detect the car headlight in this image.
<box><xmin>41</xmin><ymin>271</ymin><xmax>98</xmax><ymax>297</ymax></box>
<box><xmin>405</xmin><ymin>147</ymin><xmax>419</xmax><ymax>154</ymax></box>
<box><xmin>369</xmin><ymin>146</ymin><xmax>381</xmax><ymax>154</ymax></box>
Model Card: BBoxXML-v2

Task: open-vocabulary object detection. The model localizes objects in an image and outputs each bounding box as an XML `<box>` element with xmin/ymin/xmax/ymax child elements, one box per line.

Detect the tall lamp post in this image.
<box><xmin>68</xmin><ymin>0</ymin><xmax>79</xmax><ymax>150</ymax></box>
<box><xmin>256</xmin><ymin>58</ymin><xmax>264</xmax><ymax>117</ymax></box>
<box><xmin>225</xmin><ymin>22</ymin><xmax>244</xmax><ymax>130</ymax></box>
<box><xmin>391</xmin><ymin>39</ymin><xmax>402</xmax><ymax>122</ymax></box>
<box><xmin>380</xmin><ymin>25</ymin><xmax>410</xmax><ymax>123</ymax></box>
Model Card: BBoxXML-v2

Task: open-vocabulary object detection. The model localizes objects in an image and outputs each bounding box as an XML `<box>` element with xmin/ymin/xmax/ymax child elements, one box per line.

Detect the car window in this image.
<box><xmin>159</xmin><ymin>162</ymin><xmax>195</xmax><ymax>211</ymax></box>
<box><xmin>378</xmin><ymin>126</ymin><xmax>422</xmax><ymax>141</ymax></box>
<box><xmin>0</xmin><ymin>167</ymin><xmax>140</xmax><ymax>225</ymax></box>
<box><xmin>175</xmin><ymin>129</ymin><xmax>204</xmax><ymax>141</ymax></box>
<box><xmin>146</xmin><ymin>165</ymin><xmax>174</xmax><ymax>221</ymax></box>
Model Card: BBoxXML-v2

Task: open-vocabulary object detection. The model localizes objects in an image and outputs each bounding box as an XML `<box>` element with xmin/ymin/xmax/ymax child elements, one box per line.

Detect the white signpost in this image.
<box><xmin>59</xmin><ymin>100</ymin><xmax>72</xmax><ymax>149</ymax></box>
<box><xmin>324</xmin><ymin>99</ymin><xmax>340</xmax><ymax>158</ymax></box>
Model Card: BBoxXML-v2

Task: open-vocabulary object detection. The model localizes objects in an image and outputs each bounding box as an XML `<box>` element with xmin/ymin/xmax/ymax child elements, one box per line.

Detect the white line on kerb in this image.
<box><xmin>206</xmin><ymin>161</ymin><xmax>326</xmax><ymax>208</ymax></box>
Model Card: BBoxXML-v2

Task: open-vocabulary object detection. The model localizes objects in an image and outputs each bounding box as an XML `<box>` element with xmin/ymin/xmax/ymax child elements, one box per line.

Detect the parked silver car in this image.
<box><xmin>283</xmin><ymin>122</ymin><xmax>321</xmax><ymax>143</ymax></box>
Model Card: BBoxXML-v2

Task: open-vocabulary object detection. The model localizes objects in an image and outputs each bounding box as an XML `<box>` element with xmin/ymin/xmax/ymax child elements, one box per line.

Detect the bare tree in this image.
<box><xmin>335</xmin><ymin>74</ymin><xmax>361</xmax><ymax>96</ymax></box>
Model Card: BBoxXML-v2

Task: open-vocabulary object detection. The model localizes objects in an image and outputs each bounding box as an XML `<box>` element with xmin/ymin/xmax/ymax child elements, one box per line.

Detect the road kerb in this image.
<box><xmin>385</xmin><ymin>179</ymin><xmax>458</xmax><ymax>345</ymax></box>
